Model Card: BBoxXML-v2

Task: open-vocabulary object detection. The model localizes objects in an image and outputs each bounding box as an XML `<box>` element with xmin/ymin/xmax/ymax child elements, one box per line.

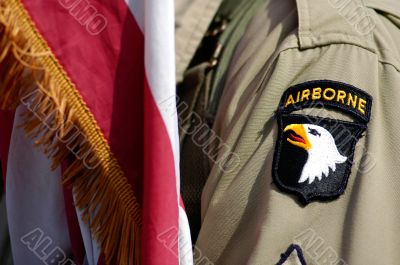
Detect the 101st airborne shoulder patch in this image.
<box><xmin>273</xmin><ymin>80</ymin><xmax>372</xmax><ymax>204</ymax></box>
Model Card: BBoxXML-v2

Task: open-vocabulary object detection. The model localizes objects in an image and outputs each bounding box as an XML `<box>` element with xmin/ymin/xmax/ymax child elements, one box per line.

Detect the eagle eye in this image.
<box><xmin>308</xmin><ymin>128</ymin><xmax>321</xmax><ymax>137</ymax></box>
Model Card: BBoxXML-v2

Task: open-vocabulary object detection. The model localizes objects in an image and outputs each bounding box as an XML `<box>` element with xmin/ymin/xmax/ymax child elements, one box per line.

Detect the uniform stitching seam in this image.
<box><xmin>278</xmin><ymin>42</ymin><xmax>400</xmax><ymax>72</ymax></box>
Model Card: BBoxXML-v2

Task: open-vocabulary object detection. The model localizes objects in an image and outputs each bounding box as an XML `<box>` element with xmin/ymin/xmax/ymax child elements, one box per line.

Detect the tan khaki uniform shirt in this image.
<box><xmin>195</xmin><ymin>0</ymin><xmax>400</xmax><ymax>264</ymax></box>
<box><xmin>175</xmin><ymin>0</ymin><xmax>222</xmax><ymax>82</ymax></box>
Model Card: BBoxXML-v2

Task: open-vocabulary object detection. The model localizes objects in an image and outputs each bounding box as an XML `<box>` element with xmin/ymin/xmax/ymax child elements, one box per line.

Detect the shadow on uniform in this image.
<box><xmin>0</xmin><ymin>165</ymin><xmax>13</xmax><ymax>265</ymax></box>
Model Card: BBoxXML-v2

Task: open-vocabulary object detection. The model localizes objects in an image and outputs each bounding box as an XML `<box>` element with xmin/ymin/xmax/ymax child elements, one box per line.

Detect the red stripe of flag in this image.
<box><xmin>19</xmin><ymin>0</ymin><xmax>183</xmax><ymax>264</ymax></box>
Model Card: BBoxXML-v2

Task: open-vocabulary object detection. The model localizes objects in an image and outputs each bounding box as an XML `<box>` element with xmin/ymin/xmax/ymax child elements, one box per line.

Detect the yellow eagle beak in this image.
<box><xmin>283</xmin><ymin>124</ymin><xmax>311</xmax><ymax>151</ymax></box>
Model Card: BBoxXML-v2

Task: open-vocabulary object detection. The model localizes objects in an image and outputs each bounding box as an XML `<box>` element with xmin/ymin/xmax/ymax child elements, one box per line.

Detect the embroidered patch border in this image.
<box><xmin>276</xmin><ymin>244</ymin><xmax>308</xmax><ymax>265</ymax></box>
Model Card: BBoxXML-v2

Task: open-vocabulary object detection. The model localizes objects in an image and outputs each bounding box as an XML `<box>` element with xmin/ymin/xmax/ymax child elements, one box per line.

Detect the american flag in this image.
<box><xmin>0</xmin><ymin>0</ymin><xmax>193</xmax><ymax>264</ymax></box>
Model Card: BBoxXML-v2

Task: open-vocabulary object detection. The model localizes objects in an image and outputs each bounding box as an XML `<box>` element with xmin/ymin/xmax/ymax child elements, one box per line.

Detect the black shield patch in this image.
<box><xmin>273</xmin><ymin>80</ymin><xmax>372</xmax><ymax>204</ymax></box>
<box><xmin>273</xmin><ymin>114</ymin><xmax>366</xmax><ymax>204</ymax></box>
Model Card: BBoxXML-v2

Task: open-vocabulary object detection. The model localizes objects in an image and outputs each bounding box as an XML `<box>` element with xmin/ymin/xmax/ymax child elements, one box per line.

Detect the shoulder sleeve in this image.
<box><xmin>197</xmin><ymin>1</ymin><xmax>400</xmax><ymax>264</ymax></box>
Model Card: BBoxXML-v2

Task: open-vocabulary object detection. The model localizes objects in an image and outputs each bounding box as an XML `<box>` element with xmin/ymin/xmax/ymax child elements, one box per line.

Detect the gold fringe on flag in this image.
<box><xmin>0</xmin><ymin>1</ymin><xmax>142</xmax><ymax>264</ymax></box>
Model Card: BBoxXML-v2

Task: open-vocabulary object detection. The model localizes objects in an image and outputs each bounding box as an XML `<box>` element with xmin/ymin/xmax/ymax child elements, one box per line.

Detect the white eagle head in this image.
<box><xmin>283</xmin><ymin>123</ymin><xmax>347</xmax><ymax>184</ymax></box>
